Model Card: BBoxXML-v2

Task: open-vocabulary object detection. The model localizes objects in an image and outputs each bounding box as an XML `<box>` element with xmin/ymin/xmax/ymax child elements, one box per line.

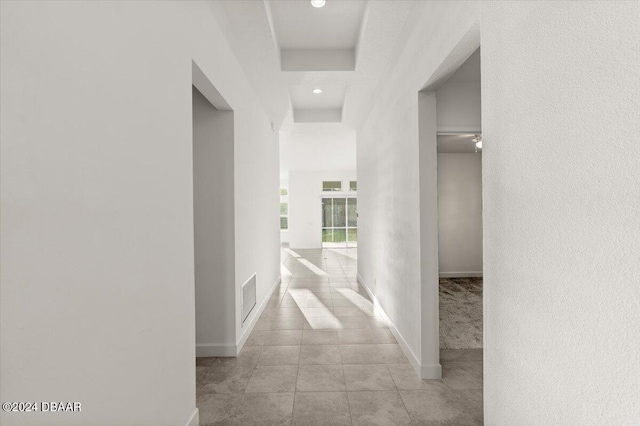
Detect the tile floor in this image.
<box><xmin>196</xmin><ymin>246</ymin><xmax>483</xmax><ymax>425</ymax></box>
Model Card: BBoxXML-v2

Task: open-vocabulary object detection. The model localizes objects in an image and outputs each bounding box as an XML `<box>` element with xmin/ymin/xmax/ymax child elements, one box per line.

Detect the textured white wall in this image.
<box><xmin>418</xmin><ymin>91</ymin><xmax>442</xmax><ymax>378</ymax></box>
<box><xmin>289</xmin><ymin>171</ymin><xmax>357</xmax><ymax>249</ymax></box>
<box><xmin>0</xmin><ymin>2</ymin><xmax>280</xmax><ymax>425</ymax></box>
<box><xmin>482</xmin><ymin>2</ymin><xmax>640</xmax><ymax>424</ymax></box>
<box><xmin>437</xmin><ymin>154</ymin><xmax>483</xmax><ymax>276</ymax></box>
<box><xmin>359</xmin><ymin>2</ymin><xmax>639</xmax><ymax>421</ymax></box>
<box><xmin>358</xmin><ymin>1</ymin><xmax>481</xmax><ymax>375</ymax></box>
<box><xmin>280</xmin><ymin>123</ymin><xmax>356</xmax><ymax>176</ymax></box>
<box><xmin>232</xmin><ymin>84</ymin><xmax>281</xmax><ymax>350</ymax></box>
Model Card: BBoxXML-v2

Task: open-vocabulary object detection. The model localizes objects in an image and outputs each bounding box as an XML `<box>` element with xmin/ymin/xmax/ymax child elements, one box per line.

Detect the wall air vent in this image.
<box><xmin>241</xmin><ymin>273</ymin><xmax>257</xmax><ymax>325</ymax></box>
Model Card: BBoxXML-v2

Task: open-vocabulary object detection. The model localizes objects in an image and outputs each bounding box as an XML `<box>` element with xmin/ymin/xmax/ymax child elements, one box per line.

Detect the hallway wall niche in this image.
<box><xmin>192</xmin><ymin>84</ymin><xmax>236</xmax><ymax>355</ymax></box>
<box><xmin>191</xmin><ymin>59</ymin><xmax>281</xmax><ymax>361</ymax></box>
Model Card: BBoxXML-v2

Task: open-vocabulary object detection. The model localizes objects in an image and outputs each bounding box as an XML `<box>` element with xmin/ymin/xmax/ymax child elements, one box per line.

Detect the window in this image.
<box><xmin>322</xmin><ymin>197</ymin><xmax>357</xmax><ymax>248</ymax></box>
<box><xmin>322</xmin><ymin>181</ymin><xmax>342</xmax><ymax>192</ymax></box>
<box><xmin>280</xmin><ymin>188</ymin><xmax>288</xmax><ymax>230</ymax></box>
<box><xmin>350</xmin><ymin>181</ymin><xmax>357</xmax><ymax>191</ymax></box>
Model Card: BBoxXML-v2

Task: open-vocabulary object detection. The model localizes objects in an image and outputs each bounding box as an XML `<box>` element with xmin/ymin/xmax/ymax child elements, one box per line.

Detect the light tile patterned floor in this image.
<box><xmin>196</xmin><ymin>246</ymin><xmax>483</xmax><ymax>425</ymax></box>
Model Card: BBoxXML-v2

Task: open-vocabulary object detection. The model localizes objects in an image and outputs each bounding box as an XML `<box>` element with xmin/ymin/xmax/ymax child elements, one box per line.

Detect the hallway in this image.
<box><xmin>196</xmin><ymin>246</ymin><xmax>482</xmax><ymax>425</ymax></box>
<box><xmin>3</xmin><ymin>2</ymin><xmax>638</xmax><ymax>425</ymax></box>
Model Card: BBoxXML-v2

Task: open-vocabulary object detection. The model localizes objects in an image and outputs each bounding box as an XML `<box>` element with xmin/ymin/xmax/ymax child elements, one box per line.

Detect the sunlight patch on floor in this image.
<box><xmin>280</xmin><ymin>264</ymin><xmax>292</xmax><ymax>278</ymax></box>
<box><xmin>285</xmin><ymin>248</ymin><xmax>301</xmax><ymax>258</ymax></box>
<box><xmin>287</xmin><ymin>288</ymin><xmax>341</xmax><ymax>329</ymax></box>
<box><xmin>296</xmin><ymin>258</ymin><xmax>328</xmax><ymax>276</ymax></box>
<box><xmin>328</xmin><ymin>248</ymin><xmax>358</xmax><ymax>261</ymax></box>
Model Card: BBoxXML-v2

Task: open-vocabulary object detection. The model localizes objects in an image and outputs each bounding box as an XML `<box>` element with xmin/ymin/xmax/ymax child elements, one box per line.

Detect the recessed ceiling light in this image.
<box><xmin>312</xmin><ymin>88</ymin><xmax>322</xmax><ymax>94</ymax></box>
<box><xmin>310</xmin><ymin>0</ymin><xmax>326</xmax><ymax>8</ymax></box>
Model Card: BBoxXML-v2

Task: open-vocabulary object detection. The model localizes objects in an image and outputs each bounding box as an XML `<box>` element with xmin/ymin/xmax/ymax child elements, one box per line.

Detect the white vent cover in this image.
<box><xmin>241</xmin><ymin>273</ymin><xmax>257</xmax><ymax>325</ymax></box>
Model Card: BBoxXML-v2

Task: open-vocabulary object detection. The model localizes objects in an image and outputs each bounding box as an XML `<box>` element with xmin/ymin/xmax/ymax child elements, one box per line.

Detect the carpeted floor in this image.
<box><xmin>439</xmin><ymin>277</ymin><xmax>483</xmax><ymax>349</ymax></box>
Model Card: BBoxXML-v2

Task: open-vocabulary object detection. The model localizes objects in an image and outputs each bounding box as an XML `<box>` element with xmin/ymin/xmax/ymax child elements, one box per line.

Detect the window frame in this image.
<box><xmin>280</xmin><ymin>188</ymin><xmax>289</xmax><ymax>230</ymax></box>
<box><xmin>322</xmin><ymin>181</ymin><xmax>343</xmax><ymax>192</ymax></box>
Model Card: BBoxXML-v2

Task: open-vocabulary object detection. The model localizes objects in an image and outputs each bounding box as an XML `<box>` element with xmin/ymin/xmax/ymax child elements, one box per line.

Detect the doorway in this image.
<box><xmin>192</xmin><ymin>65</ymin><xmax>236</xmax><ymax>358</ymax></box>
<box><xmin>321</xmin><ymin>197</ymin><xmax>357</xmax><ymax>248</ymax></box>
<box><xmin>417</xmin><ymin>42</ymin><xmax>483</xmax><ymax>420</ymax></box>
<box><xmin>433</xmin><ymin>48</ymin><xmax>483</xmax><ymax>351</ymax></box>
<box><xmin>437</xmin><ymin>133</ymin><xmax>483</xmax><ymax>350</ymax></box>
<box><xmin>417</xmin><ymin>36</ymin><xmax>482</xmax><ymax>390</ymax></box>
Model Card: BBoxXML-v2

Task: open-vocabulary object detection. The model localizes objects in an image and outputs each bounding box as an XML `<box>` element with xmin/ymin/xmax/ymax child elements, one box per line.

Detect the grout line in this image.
<box><xmin>341</xmin><ymin>361</ymin><xmax>354</xmax><ymax>425</ymax></box>
<box><xmin>395</xmin><ymin>383</ymin><xmax>413</xmax><ymax>423</ymax></box>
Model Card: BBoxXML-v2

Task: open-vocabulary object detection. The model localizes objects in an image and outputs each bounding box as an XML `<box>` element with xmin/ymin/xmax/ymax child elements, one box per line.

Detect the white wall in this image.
<box><xmin>417</xmin><ymin>91</ymin><xmax>442</xmax><ymax>378</ymax></box>
<box><xmin>358</xmin><ymin>1</ymin><xmax>481</xmax><ymax>378</ymax></box>
<box><xmin>358</xmin><ymin>0</ymin><xmax>640</xmax><ymax>423</ymax></box>
<box><xmin>0</xmin><ymin>2</ymin><xmax>280</xmax><ymax>426</ymax></box>
<box><xmin>437</xmin><ymin>154</ymin><xmax>483</xmax><ymax>276</ymax></box>
<box><xmin>482</xmin><ymin>2</ymin><xmax>640</xmax><ymax>424</ymax></box>
<box><xmin>231</xmin><ymin>81</ymin><xmax>280</xmax><ymax>353</ymax></box>
<box><xmin>280</xmin><ymin>124</ymin><xmax>356</xmax><ymax>176</ymax></box>
<box><xmin>289</xmin><ymin>171</ymin><xmax>357</xmax><ymax>249</ymax></box>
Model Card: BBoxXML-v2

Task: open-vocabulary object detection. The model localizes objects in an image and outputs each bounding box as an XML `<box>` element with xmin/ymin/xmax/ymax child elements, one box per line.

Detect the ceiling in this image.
<box><xmin>209</xmin><ymin>0</ymin><xmax>419</xmax><ymax>129</ymax></box>
<box><xmin>269</xmin><ymin>0</ymin><xmax>366</xmax><ymax>50</ymax></box>
<box><xmin>444</xmin><ymin>48</ymin><xmax>481</xmax><ymax>84</ymax></box>
<box><xmin>208</xmin><ymin>1</ymin><xmax>483</xmax><ymax>174</ymax></box>
<box><xmin>437</xmin><ymin>134</ymin><xmax>482</xmax><ymax>154</ymax></box>
<box><xmin>290</xmin><ymin>85</ymin><xmax>346</xmax><ymax>110</ymax></box>
<box><xmin>437</xmin><ymin>48</ymin><xmax>482</xmax><ymax>153</ymax></box>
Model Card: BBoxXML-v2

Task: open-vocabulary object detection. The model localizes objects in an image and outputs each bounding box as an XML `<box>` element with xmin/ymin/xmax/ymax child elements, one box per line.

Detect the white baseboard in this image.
<box><xmin>439</xmin><ymin>271</ymin><xmax>483</xmax><ymax>278</ymax></box>
<box><xmin>357</xmin><ymin>274</ymin><xmax>442</xmax><ymax>380</ymax></box>
<box><xmin>186</xmin><ymin>408</ymin><xmax>199</xmax><ymax>426</ymax></box>
<box><xmin>196</xmin><ymin>343</ymin><xmax>237</xmax><ymax>357</ymax></box>
<box><xmin>236</xmin><ymin>275</ymin><xmax>281</xmax><ymax>353</ymax></box>
<box><xmin>196</xmin><ymin>275</ymin><xmax>281</xmax><ymax>358</ymax></box>
<box><xmin>421</xmin><ymin>363</ymin><xmax>443</xmax><ymax>379</ymax></box>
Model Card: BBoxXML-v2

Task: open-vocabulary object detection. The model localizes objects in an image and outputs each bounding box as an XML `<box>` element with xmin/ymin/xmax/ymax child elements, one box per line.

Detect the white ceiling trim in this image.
<box><xmin>263</xmin><ymin>0</ymin><xmax>282</xmax><ymax>65</ymax></box>
<box><xmin>294</xmin><ymin>109</ymin><xmax>342</xmax><ymax>123</ymax></box>
<box><xmin>281</xmin><ymin>49</ymin><xmax>355</xmax><ymax>72</ymax></box>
